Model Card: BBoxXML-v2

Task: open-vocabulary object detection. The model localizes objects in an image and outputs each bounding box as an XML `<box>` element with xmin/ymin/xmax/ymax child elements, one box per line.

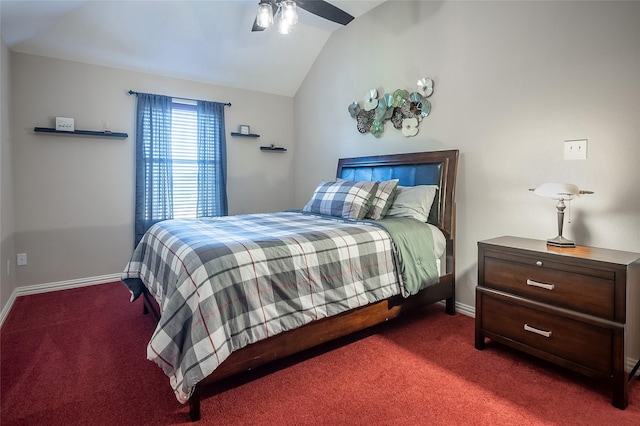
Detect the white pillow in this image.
<box><xmin>386</xmin><ymin>185</ymin><xmax>438</xmax><ymax>222</ymax></box>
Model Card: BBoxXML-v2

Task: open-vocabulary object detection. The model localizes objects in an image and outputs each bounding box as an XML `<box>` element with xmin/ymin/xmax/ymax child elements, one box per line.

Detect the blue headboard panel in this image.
<box><xmin>336</xmin><ymin>150</ymin><xmax>458</xmax><ymax>240</ymax></box>
<box><xmin>339</xmin><ymin>163</ymin><xmax>443</xmax><ymax>187</ymax></box>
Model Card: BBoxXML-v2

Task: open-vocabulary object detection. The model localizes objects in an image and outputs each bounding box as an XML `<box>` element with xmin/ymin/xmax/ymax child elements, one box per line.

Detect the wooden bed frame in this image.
<box><xmin>141</xmin><ymin>149</ymin><xmax>459</xmax><ymax>421</ymax></box>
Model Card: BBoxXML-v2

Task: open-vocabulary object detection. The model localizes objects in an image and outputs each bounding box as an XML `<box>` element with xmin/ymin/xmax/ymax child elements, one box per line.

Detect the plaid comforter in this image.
<box><xmin>122</xmin><ymin>211</ymin><xmax>427</xmax><ymax>403</ymax></box>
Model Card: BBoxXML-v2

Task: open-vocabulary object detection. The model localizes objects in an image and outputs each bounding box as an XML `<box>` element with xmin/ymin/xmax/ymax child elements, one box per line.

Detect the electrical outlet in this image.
<box><xmin>17</xmin><ymin>253</ymin><xmax>27</xmax><ymax>266</ymax></box>
<box><xmin>564</xmin><ymin>139</ymin><xmax>587</xmax><ymax>160</ymax></box>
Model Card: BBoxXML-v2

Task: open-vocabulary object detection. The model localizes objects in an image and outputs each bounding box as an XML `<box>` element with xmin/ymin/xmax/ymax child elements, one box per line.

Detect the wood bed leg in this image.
<box><xmin>189</xmin><ymin>387</ymin><xmax>201</xmax><ymax>422</ymax></box>
<box><xmin>445</xmin><ymin>296</ymin><xmax>455</xmax><ymax>315</ymax></box>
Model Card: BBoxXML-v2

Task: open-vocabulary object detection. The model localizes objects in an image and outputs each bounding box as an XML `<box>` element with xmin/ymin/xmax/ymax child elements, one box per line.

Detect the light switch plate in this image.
<box><xmin>564</xmin><ymin>139</ymin><xmax>587</xmax><ymax>160</ymax></box>
<box><xmin>56</xmin><ymin>117</ymin><xmax>75</xmax><ymax>132</ymax></box>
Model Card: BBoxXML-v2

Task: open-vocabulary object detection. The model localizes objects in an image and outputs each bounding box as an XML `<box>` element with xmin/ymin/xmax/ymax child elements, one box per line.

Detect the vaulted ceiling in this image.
<box><xmin>0</xmin><ymin>0</ymin><xmax>385</xmax><ymax>97</ymax></box>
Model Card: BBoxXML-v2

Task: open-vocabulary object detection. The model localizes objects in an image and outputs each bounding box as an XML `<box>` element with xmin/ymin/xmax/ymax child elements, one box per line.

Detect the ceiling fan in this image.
<box><xmin>252</xmin><ymin>0</ymin><xmax>354</xmax><ymax>34</ymax></box>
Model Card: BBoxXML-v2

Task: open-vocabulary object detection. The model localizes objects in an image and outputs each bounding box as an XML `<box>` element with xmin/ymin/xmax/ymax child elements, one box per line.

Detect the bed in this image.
<box><xmin>122</xmin><ymin>149</ymin><xmax>459</xmax><ymax>421</ymax></box>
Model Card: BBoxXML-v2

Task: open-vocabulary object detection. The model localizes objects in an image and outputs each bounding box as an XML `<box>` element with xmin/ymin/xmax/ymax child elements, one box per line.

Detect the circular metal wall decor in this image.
<box><xmin>347</xmin><ymin>78</ymin><xmax>434</xmax><ymax>138</ymax></box>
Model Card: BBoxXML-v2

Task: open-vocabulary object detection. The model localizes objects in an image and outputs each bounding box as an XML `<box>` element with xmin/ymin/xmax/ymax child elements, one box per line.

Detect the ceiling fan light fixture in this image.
<box><xmin>275</xmin><ymin>4</ymin><xmax>293</xmax><ymax>34</ymax></box>
<box><xmin>256</xmin><ymin>0</ymin><xmax>273</xmax><ymax>28</ymax></box>
<box><xmin>253</xmin><ymin>0</ymin><xmax>353</xmax><ymax>33</ymax></box>
<box><xmin>277</xmin><ymin>18</ymin><xmax>292</xmax><ymax>34</ymax></box>
<box><xmin>281</xmin><ymin>0</ymin><xmax>298</xmax><ymax>26</ymax></box>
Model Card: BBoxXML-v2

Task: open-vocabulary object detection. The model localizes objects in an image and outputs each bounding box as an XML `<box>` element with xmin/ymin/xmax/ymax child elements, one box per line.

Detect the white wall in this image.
<box><xmin>294</xmin><ymin>1</ymin><xmax>640</xmax><ymax>312</ymax></box>
<box><xmin>9</xmin><ymin>53</ymin><xmax>295</xmax><ymax>288</ymax></box>
<box><xmin>1</xmin><ymin>36</ymin><xmax>16</xmax><ymax>311</ymax></box>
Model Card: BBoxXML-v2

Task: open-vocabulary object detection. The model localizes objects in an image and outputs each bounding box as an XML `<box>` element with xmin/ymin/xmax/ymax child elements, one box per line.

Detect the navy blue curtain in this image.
<box><xmin>196</xmin><ymin>101</ymin><xmax>228</xmax><ymax>217</ymax></box>
<box><xmin>134</xmin><ymin>94</ymin><xmax>173</xmax><ymax>245</ymax></box>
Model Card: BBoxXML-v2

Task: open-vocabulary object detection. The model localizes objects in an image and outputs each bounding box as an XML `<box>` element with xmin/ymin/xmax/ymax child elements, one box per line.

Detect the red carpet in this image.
<box><xmin>2</xmin><ymin>282</ymin><xmax>639</xmax><ymax>425</ymax></box>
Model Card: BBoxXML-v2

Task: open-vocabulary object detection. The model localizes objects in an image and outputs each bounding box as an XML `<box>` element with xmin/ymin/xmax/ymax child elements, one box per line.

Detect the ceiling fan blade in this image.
<box><xmin>295</xmin><ymin>0</ymin><xmax>355</xmax><ymax>26</ymax></box>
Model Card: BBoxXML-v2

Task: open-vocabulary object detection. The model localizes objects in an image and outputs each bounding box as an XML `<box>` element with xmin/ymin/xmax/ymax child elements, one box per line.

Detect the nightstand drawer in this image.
<box><xmin>484</xmin><ymin>256</ymin><xmax>614</xmax><ymax>320</ymax></box>
<box><xmin>481</xmin><ymin>292</ymin><xmax>614</xmax><ymax>375</ymax></box>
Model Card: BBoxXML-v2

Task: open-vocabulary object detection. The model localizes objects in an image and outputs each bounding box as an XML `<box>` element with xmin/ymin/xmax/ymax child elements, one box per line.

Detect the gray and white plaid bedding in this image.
<box><xmin>121</xmin><ymin>211</ymin><xmax>432</xmax><ymax>403</ymax></box>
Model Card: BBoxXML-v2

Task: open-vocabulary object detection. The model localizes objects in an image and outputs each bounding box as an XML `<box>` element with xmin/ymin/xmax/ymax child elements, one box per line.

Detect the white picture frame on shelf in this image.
<box><xmin>56</xmin><ymin>117</ymin><xmax>75</xmax><ymax>132</ymax></box>
<box><xmin>239</xmin><ymin>125</ymin><xmax>250</xmax><ymax>135</ymax></box>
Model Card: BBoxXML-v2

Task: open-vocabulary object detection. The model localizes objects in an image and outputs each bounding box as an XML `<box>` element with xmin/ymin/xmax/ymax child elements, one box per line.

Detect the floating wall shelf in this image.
<box><xmin>230</xmin><ymin>132</ymin><xmax>260</xmax><ymax>138</ymax></box>
<box><xmin>260</xmin><ymin>146</ymin><xmax>287</xmax><ymax>152</ymax></box>
<box><xmin>34</xmin><ymin>127</ymin><xmax>129</xmax><ymax>138</ymax></box>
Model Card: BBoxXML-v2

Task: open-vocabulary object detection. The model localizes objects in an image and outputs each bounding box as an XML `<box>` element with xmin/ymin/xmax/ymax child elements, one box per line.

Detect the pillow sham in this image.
<box><xmin>365</xmin><ymin>179</ymin><xmax>399</xmax><ymax>220</ymax></box>
<box><xmin>386</xmin><ymin>185</ymin><xmax>438</xmax><ymax>222</ymax></box>
<box><xmin>303</xmin><ymin>180</ymin><xmax>378</xmax><ymax>220</ymax></box>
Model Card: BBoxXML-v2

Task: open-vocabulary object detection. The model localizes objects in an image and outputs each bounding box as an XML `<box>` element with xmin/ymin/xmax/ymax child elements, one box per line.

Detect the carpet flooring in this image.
<box><xmin>1</xmin><ymin>282</ymin><xmax>639</xmax><ymax>425</ymax></box>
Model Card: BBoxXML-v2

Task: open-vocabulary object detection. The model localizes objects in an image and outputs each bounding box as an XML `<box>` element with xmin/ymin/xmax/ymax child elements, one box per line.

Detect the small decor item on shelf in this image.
<box><xmin>347</xmin><ymin>78</ymin><xmax>434</xmax><ymax>138</ymax></box>
<box><xmin>55</xmin><ymin>117</ymin><xmax>75</xmax><ymax>132</ymax></box>
<box><xmin>239</xmin><ymin>125</ymin><xmax>250</xmax><ymax>135</ymax></box>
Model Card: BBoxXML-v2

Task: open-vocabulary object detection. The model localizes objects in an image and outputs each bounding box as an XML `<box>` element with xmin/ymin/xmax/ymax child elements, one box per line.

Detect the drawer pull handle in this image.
<box><xmin>536</xmin><ymin>261</ymin><xmax>543</xmax><ymax>266</ymax></box>
<box><xmin>524</xmin><ymin>324</ymin><xmax>552</xmax><ymax>338</ymax></box>
<box><xmin>526</xmin><ymin>279</ymin><xmax>554</xmax><ymax>290</ymax></box>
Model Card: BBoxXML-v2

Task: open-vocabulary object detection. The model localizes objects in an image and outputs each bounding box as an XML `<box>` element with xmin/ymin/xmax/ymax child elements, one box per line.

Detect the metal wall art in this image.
<box><xmin>348</xmin><ymin>78</ymin><xmax>434</xmax><ymax>138</ymax></box>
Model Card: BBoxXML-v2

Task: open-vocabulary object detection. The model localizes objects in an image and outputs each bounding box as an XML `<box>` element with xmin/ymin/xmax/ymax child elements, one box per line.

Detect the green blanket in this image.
<box><xmin>369</xmin><ymin>217</ymin><xmax>439</xmax><ymax>296</ymax></box>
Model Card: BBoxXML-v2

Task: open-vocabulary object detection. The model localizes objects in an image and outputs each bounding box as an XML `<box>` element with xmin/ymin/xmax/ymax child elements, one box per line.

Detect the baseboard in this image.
<box><xmin>454</xmin><ymin>301</ymin><xmax>475</xmax><ymax>318</ymax></box>
<box><xmin>0</xmin><ymin>273</ymin><xmax>122</xmax><ymax>327</ymax></box>
<box><xmin>437</xmin><ymin>299</ymin><xmax>475</xmax><ymax>318</ymax></box>
<box><xmin>14</xmin><ymin>273</ymin><xmax>122</xmax><ymax>297</ymax></box>
<box><xmin>0</xmin><ymin>290</ymin><xmax>17</xmax><ymax>328</ymax></box>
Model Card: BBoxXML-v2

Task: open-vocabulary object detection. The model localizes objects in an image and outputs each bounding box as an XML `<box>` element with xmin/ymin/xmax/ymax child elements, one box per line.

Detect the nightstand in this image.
<box><xmin>475</xmin><ymin>236</ymin><xmax>640</xmax><ymax>409</ymax></box>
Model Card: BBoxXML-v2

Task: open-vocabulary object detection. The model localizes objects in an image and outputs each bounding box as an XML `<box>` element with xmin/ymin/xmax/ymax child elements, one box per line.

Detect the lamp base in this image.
<box><xmin>547</xmin><ymin>235</ymin><xmax>576</xmax><ymax>248</ymax></box>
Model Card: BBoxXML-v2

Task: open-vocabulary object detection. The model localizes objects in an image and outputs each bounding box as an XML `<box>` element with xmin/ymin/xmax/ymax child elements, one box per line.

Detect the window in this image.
<box><xmin>171</xmin><ymin>100</ymin><xmax>198</xmax><ymax>219</ymax></box>
<box><xmin>133</xmin><ymin>92</ymin><xmax>228</xmax><ymax>245</ymax></box>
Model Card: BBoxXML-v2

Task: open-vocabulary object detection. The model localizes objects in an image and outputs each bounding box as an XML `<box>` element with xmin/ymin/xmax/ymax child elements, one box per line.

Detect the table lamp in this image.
<box><xmin>530</xmin><ymin>182</ymin><xmax>594</xmax><ymax>247</ymax></box>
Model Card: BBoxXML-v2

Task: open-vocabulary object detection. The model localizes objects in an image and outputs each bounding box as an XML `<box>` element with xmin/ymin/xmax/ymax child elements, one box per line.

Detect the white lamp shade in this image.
<box><xmin>533</xmin><ymin>182</ymin><xmax>581</xmax><ymax>200</ymax></box>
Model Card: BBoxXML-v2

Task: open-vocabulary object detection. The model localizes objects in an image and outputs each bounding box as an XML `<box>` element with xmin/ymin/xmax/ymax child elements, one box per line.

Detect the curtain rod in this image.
<box><xmin>127</xmin><ymin>90</ymin><xmax>231</xmax><ymax>107</ymax></box>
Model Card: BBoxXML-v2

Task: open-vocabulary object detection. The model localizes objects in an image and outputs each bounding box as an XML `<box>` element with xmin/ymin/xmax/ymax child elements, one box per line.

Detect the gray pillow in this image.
<box><xmin>365</xmin><ymin>179</ymin><xmax>399</xmax><ymax>220</ymax></box>
<box><xmin>303</xmin><ymin>180</ymin><xmax>379</xmax><ymax>220</ymax></box>
<box><xmin>386</xmin><ymin>185</ymin><xmax>438</xmax><ymax>222</ymax></box>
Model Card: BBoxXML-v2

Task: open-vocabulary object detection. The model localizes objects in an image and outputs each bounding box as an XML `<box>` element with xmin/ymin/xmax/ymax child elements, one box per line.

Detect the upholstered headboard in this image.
<box><xmin>336</xmin><ymin>150</ymin><xmax>459</xmax><ymax>241</ymax></box>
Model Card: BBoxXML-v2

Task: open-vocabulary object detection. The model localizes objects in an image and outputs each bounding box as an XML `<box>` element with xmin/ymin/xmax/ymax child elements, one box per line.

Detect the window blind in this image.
<box><xmin>171</xmin><ymin>100</ymin><xmax>198</xmax><ymax>219</ymax></box>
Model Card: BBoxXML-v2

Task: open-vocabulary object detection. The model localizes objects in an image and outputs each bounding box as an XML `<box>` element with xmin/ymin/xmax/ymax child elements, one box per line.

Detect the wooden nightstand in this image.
<box><xmin>475</xmin><ymin>236</ymin><xmax>640</xmax><ymax>409</ymax></box>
